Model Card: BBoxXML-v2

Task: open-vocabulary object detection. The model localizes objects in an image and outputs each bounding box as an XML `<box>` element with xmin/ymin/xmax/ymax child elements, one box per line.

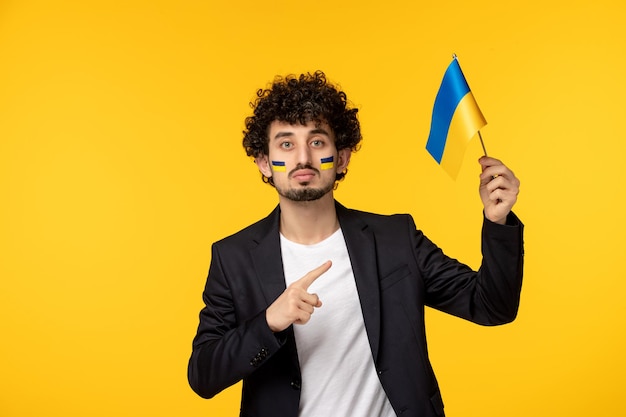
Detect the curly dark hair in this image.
<box><xmin>243</xmin><ymin>71</ymin><xmax>361</xmax><ymax>185</ymax></box>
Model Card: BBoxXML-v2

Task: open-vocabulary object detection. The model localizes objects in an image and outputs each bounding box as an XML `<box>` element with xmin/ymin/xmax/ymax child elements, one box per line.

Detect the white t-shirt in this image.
<box><xmin>280</xmin><ymin>229</ymin><xmax>396</xmax><ymax>417</ymax></box>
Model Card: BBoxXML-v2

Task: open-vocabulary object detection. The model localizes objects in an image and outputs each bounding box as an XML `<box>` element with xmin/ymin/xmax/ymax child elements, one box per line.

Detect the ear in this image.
<box><xmin>255</xmin><ymin>155</ymin><xmax>272</xmax><ymax>178</ymax></box>
<box><xmin>336</xmin><ymin>148</ymin><xmax>352</xmax><ymax>173</ymax></box>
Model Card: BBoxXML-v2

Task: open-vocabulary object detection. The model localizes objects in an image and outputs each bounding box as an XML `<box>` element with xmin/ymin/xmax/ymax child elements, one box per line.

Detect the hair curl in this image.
<box><xmin>243</xmin><ymin>71</ymin><xmax>361</xmax><ymax>185</ymax></box>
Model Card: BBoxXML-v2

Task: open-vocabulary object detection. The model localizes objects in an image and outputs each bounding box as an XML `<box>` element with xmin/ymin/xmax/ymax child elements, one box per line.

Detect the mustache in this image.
<box><xmin>288</xmin><ymin>163</ymin><xmax>320</xmax><ymax>178</ymax></box>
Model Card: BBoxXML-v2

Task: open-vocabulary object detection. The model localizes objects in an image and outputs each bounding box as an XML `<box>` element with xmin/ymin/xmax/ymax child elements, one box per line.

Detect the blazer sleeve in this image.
<box><xmin>414</xmin><ymin>212</ymin><xmax>524</xmax><ymax>325</ymax></box>
<box><xmin>187</xmin><ymin>243</ymin><xmax>285</xmax><ymax>399</ymax></box>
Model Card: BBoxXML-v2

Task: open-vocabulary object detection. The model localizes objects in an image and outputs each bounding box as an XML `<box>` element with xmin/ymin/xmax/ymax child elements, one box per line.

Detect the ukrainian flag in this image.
<box><xmin>320</xmin><ymin>156</ymin><xmax>334</xmax><ymax>170</ymax></box>
<box><xmin>271</xmin><ymin>161</ymin><xmax>286</xmax><ymax>172</ymax></box>
<box><xmin>426</xmin><ymin>57</ymin><xmax>487</xmax><ymax>179</ymax></box>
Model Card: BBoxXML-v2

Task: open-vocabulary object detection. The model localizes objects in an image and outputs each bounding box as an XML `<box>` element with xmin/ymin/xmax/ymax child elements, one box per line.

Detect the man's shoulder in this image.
<box><xmin>338</xmin><ymin>203</ymin><xmax>413</xmax><ymax>221</ymax></box>
<box><xmin>337</xmin><ymin>204</ymin><xmax>415</xmax><ymax>231</ymax></box>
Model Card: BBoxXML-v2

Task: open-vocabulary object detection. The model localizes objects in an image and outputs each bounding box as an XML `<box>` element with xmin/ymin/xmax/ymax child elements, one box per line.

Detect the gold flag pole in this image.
<box><xmin>478</xmin><ymin>131</ymin><xmax>488</xmax><ymax>156</ymax></box>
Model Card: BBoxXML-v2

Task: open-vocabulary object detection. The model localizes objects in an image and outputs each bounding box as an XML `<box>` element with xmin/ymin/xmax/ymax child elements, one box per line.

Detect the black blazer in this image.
<box><xmin>188</xmin><ymin>202</ymin><xmax>524</xmax><ymax>417</ymax></box>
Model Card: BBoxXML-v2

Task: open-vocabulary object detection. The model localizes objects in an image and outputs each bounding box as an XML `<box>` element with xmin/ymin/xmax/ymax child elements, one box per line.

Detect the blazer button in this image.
<box><xmin>290</xmin><ymin>380</ymin><xmax>301</xmax><ymax>390</ymax></box>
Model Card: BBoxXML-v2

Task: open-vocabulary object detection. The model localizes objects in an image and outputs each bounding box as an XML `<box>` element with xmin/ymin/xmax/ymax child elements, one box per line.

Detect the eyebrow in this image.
<box><xmin>272</xmin><ymin>127</ymin><xmax>331</xmax><ymax>141</ymax></box>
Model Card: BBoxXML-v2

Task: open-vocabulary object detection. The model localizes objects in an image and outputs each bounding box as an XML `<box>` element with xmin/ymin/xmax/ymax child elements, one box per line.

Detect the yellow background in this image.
<box><xmin>1</xmin><ymin>1</ymin><xmax>625</xmax><ymax>416</ymax></box>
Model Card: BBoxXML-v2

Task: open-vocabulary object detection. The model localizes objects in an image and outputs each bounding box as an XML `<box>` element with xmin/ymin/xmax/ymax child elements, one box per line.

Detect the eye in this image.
<box><xmin>280</xmin><ymin>141</ymin><xmax>292</xmax><ymax>149</ymax></box>
<box><xmin>311</xmin><ymin>139</ymin><xmax>324</xmax><ymax>147</ymax></box>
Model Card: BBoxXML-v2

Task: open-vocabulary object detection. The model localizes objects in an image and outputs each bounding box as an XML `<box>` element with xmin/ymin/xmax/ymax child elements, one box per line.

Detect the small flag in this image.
<box><xmin>426</xmin><ymin>56</ymin><xmax>487</xmax><ymax>178</ymax></box>
<box><xmin>271</xmin><ymin>161</ymin><xmax>286</xmax><ymax>172</ymax></box>
<box><xmin>320</xmin><ymin>156</ymin><xmax>334</xmax><ymax>170</ymax></box>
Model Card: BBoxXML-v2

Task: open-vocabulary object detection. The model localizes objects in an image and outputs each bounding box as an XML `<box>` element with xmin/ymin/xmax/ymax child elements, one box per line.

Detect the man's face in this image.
<box><xmin>255</xmin><ymin>120</ymin><xmax>351</xmax><ymax>202</ymax></box>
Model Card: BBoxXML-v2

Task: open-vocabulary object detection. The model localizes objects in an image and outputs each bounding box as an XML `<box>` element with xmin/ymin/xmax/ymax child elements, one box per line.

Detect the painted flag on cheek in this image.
<box><xmin>320</xmin><ymin>156</ymin><xmax>334</xmax><ymax>170</ymax></box>
<box><xmin>426</xmin><ymin>57</ymin><xmax>487</xmax><ymax>179</ymax></box>
<box><xmin>271</xmin><ymin>161</ymin><xmax>286</xmax><ymax>172</ymax></box>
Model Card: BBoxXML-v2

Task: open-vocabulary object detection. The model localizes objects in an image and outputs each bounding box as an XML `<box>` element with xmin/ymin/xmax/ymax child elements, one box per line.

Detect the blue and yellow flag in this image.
<box><xmin>320</xmin><ymin>156</ymin><xmax>334</xmax><ymax>170</ymax></box>
<box><xmin>271</xmin><ymin>160</ymin><xmax>286</xmax><ymax>172</ymax></box>
<box><xmin>426</xmin><ymin>57</ymin><xmax>487</xmax><ymax>178</ymax></box>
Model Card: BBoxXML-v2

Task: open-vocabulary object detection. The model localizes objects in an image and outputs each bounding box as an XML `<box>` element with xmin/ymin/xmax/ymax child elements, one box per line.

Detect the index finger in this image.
<box><xmin>479</xmin><ymin>157</ymin><xmax>514</xmax><ymax>182</ymax></box>
<box><xmin>478</xmin><ymin>156</ymin><xmax>503</xmax><ymax>172</ymax></box>
<box><xmin>294</xmin><ymin>260</ymin><xmax>332</xmax><ymax>290</ymax></box>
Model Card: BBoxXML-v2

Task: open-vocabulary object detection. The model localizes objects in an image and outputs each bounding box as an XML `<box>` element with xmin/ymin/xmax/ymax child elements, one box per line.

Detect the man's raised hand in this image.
<box><xmin>478</xmin><ymin>156</ymin><xmax>520</xmax><ymax>225</ymax></box>
<box><xmin>265</xmin><ymin>261</ymin><xmax>332</xmax><ymax>333</ymax></box>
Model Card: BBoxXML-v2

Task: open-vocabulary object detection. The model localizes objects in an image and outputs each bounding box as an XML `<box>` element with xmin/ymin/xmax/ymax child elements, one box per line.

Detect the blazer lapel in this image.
<box><xmin>248</xmin><ymin>205</ymin><xmax>301</xmax><ymax>374</ymax></box>
<box><xmin>336</xmin><ymin>202</ymin><xmax>382</xmax><ymax>363</ymax></box>
<box><xmin>249</xmin><ymin>205</ymin><xmax>287</xmax><ymax>305</ymax></box>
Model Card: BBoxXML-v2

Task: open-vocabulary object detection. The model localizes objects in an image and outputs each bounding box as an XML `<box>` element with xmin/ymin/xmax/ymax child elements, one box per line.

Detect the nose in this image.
<box><xmin>295</xmin><ymin>144</ymin><xmax>312</xmax><ymax>166</ymax></box>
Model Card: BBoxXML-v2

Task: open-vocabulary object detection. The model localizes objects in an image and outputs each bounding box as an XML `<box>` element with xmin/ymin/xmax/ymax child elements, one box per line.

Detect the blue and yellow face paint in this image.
<box><xmin>320</xmin><ymin>156</ymin><xmax>334</xmax><ymax>170</ymax></box>
<box><xmin>271</xmin><ymin>161</ymin><xmax>286</xmax><ymax>172</ymax></box>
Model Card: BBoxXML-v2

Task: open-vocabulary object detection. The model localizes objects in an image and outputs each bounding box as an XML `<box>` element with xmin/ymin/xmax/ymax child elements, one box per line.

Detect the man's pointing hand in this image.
<box><xmin>265</xmin><ymin>260</ymin><xmax>332</xmax><ymax>333</ymax></box>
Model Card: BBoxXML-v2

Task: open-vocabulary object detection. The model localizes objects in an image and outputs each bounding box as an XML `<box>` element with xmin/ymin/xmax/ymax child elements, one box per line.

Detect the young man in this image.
<box><xmin>188</xmin><ymin>71</ymin><xmax>524</xmax><ymax>417</ymax></box>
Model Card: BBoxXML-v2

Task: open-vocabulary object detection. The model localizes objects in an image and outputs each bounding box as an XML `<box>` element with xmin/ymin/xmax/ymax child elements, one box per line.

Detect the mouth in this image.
<box><xmin>289</xmin><ymin>166</ymin><xmax>319</xmax><ymax>182</ymax></box>
<box><xmin>291</xmin><ymin>170</ymin><xmax>317</xmax><ymax>182</ymax></box>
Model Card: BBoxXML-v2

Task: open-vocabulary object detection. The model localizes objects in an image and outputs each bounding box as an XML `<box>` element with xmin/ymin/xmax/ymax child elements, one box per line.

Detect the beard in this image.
<box><xmin>273</xmin><ymin>163</ymin><xmax>335</xmax><ymax>202</ymax></box>
<box><xmin>275</xmin><ymin>181</ymin><xmax>334</xmax><ymax>202</ymax></box>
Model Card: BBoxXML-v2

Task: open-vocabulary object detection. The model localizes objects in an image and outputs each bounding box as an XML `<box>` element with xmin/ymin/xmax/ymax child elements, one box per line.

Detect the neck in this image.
<box><xmin>278</xmin><ymin>192</ymin><xmax>339</xmax><ymax>245</ymax></box>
